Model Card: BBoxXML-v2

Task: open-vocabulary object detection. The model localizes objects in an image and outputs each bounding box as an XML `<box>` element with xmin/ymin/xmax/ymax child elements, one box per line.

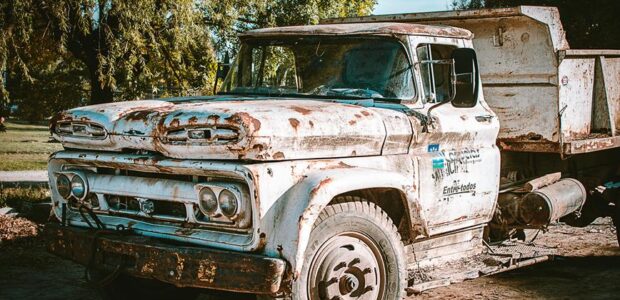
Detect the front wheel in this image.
<box><xmin>293</xmin><ymin>197</ymin><xmax>407</xmax><ymax>299</ymax></box>
<box><xmin>613</xmin><ymin>202</ymin><xmax>619</xmax><ymax>247</ymax></box>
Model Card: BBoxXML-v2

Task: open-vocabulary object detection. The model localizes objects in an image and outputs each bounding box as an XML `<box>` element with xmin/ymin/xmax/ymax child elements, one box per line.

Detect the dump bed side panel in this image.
<box><xmin>558</xmin><ymin>52</ymin><xmax>620</xmax><ymax>154</ymax></box>
<box><xmin>454</xmin><ymin>16</ymin><xmax>560</xmax><ymax>144</ymax></box>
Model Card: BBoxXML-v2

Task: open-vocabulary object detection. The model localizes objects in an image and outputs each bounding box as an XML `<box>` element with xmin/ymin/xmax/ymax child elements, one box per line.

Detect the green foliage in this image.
<box><xmin>0</xmin><ymin>0</ymin><xmax>376</xmax><ymax>120</ymax></box>
<box><xmin>451</xmin><ymin>0</ymin><xmax>620</xmax><ymax>49</ymax></box>
<box><xmin>204</xmin><ymin>0</ymin><xmax>377</xmax><ymax>51</ymax></box>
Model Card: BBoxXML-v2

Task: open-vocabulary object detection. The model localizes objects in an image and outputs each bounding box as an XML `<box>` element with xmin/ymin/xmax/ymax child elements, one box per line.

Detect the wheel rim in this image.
<box><xmin>307</xmin><ymin>232</ymin><xmax>386</xmax><ymax>300</ymax></box>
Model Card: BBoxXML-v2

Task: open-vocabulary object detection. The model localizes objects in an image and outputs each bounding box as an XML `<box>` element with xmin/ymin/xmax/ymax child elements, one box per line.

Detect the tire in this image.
<box><xmin>292</xmin><ymin>196</ymin><xmax>407</xmax><ymax>300</ymax></box>
<box><xmin>98</xmin><ymin>273</ymin><xmax>200</xmax><ymax>300</ymax></box>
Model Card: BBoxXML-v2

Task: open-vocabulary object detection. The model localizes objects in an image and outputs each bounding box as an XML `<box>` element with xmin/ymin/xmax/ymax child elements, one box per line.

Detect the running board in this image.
<box><xmin>406</xmin><ymin>240</ymin><xmax>556</xmax><ymax>295</ymax></box>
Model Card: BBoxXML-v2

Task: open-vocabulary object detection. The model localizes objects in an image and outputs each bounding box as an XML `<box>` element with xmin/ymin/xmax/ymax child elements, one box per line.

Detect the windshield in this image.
<box><xmin>220</xmin><ymin>37</ymin><xmax>415</xmax><ymax>100</ymax></box>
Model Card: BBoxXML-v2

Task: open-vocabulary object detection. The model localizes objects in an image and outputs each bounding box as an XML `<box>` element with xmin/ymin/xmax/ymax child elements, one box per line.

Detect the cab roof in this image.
<box><xmin>240</xmin><ymin>22</ymin><xmax>473</xmax><ymax>39</ymax></box>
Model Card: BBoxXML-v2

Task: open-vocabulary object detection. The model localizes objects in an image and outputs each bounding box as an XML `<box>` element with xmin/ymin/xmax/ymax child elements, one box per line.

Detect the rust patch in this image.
<box><xmin>125</xmin><ymin>110</ymin><xmax>154</xmax><ymax>122</ymax></box>
<box><xmin>354</xmin><ymin>114</ymin><xmax>362</xmax><ymax>119</ymax></box>
<box><xmin>308</xmin><ymin>120</ymin><xmax>314</xmax><ymax>127</ymax></box>
<box><xmin>207</xmin><ymin>115</ymin><xmax>221</xmax><ymax>123</ymax></box>
<box><xmin>310</xmin><ymin>178</ymin><xmax>333</xmax><ymax>196</ymax></box>
<box><xmin>349</xmin><ymin>120</ymin><xmax>357</xmax><ymax>125</ymax></box>
<box><xmin>322</xmin><ymin>161</ymin><xmax>354</xmax><ymax>170</ymax></box>
<box><xmin>291</xmin><ymin>106</ymin><xmax>312</xmax><ymax>115</ymax></box>
<box><xmin>198</xmin><ymin>261</ymin><xmax>217</xmax><ymax>283</ymax></box>
<box><xmin>288</xmin><ymin>118</ymin><xmax>300</xmax><ymax>130</ymax></box>
<box><xmin>361</xmin><ymin>111</ymin><xmax>371</xmax><ymax>116</ymax></box>
<box><xmin>226</xmin><ymin>112</ymin><xmax>261</xmax><ymax>131</ymax></box>
<box><xmin>273</xmin><ymin>152</ymin><xmax>285</xmax><ymax>160</ymax></box>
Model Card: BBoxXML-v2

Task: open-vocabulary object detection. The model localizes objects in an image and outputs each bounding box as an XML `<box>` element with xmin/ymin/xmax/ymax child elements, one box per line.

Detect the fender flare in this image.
<box><xmin>264</xmin><ymin>167</ymin><xmax>428</xmax><ymax>278</ymax></box>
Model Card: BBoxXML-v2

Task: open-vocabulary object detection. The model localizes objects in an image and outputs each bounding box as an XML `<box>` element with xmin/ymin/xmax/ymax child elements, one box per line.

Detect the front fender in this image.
<box><xmin>261</xmin><ymin>167</ymin><xmax>427</xmax><ymax>278</ymax></box>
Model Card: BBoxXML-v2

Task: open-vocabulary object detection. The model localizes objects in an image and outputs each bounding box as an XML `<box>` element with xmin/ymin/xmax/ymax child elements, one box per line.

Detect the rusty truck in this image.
<box><xmin>46</xmin><ymin>6</ymin><xmax>619</xmax><ymax>300</ymax></box>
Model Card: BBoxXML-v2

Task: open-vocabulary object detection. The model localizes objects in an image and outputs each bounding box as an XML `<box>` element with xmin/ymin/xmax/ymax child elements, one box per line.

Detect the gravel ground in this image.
<box><xmin>0</xmin><ymin>171</ymin><xmax>48</xmax><ymax>183</ymax></box>
<box><xmin>0</xmin><ymin>216</ymin><xmax>617</xmax><ymax>300</ymax></box>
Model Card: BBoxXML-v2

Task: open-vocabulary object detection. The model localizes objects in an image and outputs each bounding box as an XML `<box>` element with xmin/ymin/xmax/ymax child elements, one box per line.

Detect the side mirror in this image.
<box><xmin>213</xmin><ymin>52</ymin><xmax>231</xmax><ymax>94</ymax></box>
<box><xmin>450</xmin><ymin>48</ymin><xmax>479</xmax><ymax>108</ymax></box>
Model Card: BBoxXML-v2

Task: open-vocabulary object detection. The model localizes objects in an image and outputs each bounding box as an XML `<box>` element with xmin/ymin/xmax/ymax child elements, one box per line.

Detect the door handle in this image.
<box><xmin>475</xmin><ymin>115</ymin><xmax>494</xmax><ymax>122</ymax></box>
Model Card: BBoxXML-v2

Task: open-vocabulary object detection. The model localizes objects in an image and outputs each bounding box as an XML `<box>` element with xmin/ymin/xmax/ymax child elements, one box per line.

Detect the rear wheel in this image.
<box><xmin>292</xmin><ymin>196</ymin><xmax>407</xmax><ymax>300</ymax></box>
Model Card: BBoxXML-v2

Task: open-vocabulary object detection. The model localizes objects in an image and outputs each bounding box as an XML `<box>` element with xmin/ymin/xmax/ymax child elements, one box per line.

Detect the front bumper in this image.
<box><xmin>46</xmin><ymin>224</ymin><xmax>286</xmax><ymax>295</ymax></box>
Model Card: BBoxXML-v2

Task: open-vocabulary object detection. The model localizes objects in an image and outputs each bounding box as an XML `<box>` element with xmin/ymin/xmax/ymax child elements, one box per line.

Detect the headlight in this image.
<box><xmin>198</xmin><ymin>187</ymin><xmax>218</xmax><ymax>216</ymax></box>
<box><xmin>56</xmin><ymin>174</ymin><xmax>71</xmax><ymax>199</ymax></box>
<box><xmin>70</xmin><ymin>174</ymin><xmax>87</xmax><ymax>200</ymax></box>
<box><xmin>218</xmin><ymin>189</ymin><xmax>239</xmax><ymax>218</ymax></box>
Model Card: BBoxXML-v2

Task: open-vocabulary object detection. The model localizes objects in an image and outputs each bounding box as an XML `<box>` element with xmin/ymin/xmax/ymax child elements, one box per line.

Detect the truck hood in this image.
<box><xmin>51</xmin><ymin>97</ymin><xmax>412</xmax><ymax>161</ymax></box>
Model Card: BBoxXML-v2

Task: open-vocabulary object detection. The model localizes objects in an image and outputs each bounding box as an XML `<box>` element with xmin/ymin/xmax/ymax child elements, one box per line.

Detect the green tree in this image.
<box><xmin>0</xmin><ymin>0</ymin><xmax>376</xmax><ymax>120</ymax></box>
<box><xmin>451</xmin><ymin>0</ymin><xmax>620</xmax><ymax>49</ymax></box>
<box><xmin>1</xmin><ymin>0</ymin><xmax>215</xmax><ymax>109</ymax></box>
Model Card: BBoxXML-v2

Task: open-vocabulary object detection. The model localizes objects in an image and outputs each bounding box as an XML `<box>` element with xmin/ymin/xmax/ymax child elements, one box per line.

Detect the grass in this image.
<box><xmin>0</xmin><ymin>122</ymin><xmax>62</xmax><ymax>171</ymax></box>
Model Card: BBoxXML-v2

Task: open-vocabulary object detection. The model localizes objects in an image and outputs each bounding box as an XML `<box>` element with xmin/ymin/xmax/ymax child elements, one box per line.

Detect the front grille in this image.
<box><xmin>56</xmin><ymin>165</ymin><xmax>252</xmax><ymax>231</ymax></box>
<box><xmin>163</xmin><ymin>125</ymin><xmax>241</xmax><ymax>145</ymax></box>
<box><xmin>56</xmin><ymin>121</ymin><xmax>107</xmax><ymax>139</ymax></box>
<box><xmin>104</xmin><ymin>195</ymin><xmax>188</xmax><ymax>220</ymax></box>
<box><xmin>96</xmin><ymin>167</ymin><xmax>198</xmax><ymax>182</ymax></box>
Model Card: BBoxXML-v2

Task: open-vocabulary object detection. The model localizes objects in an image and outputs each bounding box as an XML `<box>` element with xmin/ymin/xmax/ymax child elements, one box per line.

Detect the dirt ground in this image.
<box><xmin>0</xmin><ymin>216</ymin><xmax>618</xmax><ymax>300</ymax></box>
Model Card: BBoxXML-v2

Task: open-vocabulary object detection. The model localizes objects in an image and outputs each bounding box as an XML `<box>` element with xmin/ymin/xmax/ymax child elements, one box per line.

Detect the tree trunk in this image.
<box><xmin>87</xmin><ymin>62</ymin><xmax>114</xmax><ymax>105</ymax></box>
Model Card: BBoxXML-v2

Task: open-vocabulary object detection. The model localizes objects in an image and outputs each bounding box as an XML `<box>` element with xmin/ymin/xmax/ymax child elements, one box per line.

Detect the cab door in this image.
<box><xmin>410</xmin><ymin>40</ymin><xmax>501</xmax><ymax>236</ymax></box>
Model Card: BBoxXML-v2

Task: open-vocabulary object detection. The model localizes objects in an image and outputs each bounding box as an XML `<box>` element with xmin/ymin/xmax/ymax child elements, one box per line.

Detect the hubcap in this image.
<box><xmin>308</xmin><ymin>232</ymin><xmax>385</xmax><ymax>300</ymax></box>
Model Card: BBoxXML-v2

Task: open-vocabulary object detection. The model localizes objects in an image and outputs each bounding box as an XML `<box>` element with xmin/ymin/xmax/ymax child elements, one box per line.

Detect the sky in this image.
<box><xmin>373</xmin><ymin>0</ymin><xmax>452</xmax><ymax>14</ymax></box>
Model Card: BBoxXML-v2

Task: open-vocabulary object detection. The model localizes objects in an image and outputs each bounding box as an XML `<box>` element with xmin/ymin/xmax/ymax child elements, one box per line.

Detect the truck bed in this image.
<box><xmin>323</xmin><ymin>6</ymin><xmax>620</xmax><ymax>155</ymax></box>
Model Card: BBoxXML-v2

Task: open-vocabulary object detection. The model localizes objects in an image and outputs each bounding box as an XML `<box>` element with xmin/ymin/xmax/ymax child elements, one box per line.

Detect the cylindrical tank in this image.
<box><xmin>519</xmin><ymin>178</ymin><xmax>586</xmax><ymax>226</ymax></box>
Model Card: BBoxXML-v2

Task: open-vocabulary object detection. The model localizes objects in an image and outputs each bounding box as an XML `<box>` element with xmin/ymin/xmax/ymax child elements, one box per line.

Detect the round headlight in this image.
<box><xmin>56</xmin><ymin>174</ymin><xmax>71</xmax><ymax>199</ymax></box>
<box><xmin>198</xmin><ymin>187</ymin><xmax>218</xmax><ymax>216</ymax></box>
<box><xmin>218</xmin><ymin>189</ymin><xmax>238</xmax><ymax>218</ymax></box>
<box><xmin>71</xmin><ymin>175</ymin><xmax>86</xmax><ymax>199</ymax></box>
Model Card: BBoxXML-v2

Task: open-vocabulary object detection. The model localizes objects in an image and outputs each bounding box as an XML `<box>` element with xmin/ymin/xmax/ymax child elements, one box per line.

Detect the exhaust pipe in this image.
<box><xmin>494</xmin><ymin>178</ymin><xmax>586</xmax><ymax>228</ymax></box>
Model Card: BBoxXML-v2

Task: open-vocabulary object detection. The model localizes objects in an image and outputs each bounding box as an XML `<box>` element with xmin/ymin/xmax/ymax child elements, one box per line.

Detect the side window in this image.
<box><xmin>416</xmin><ymin>44</ymin><xmax>457</xmax><ymax>103</ymax></box>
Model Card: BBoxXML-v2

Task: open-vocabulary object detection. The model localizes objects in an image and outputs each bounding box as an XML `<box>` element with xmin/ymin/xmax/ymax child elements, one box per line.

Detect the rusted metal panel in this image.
<box><xmin>486</xmin><ymin>86</ymin><xmax>559</xmax><ymax>144</ymax></box>
<box><xmin>564</xmin><ymin>135</ymin><xmax>620</xmax><ymax>154</ymax></box>
<box><xmin>46</xmin><ymin>224</ymin><xmax>286</xmax><ymax>294</ymax></box>
<box><xmin>601</xmin><ymin>57</ymin><xmax>620</xmax><ymax>136</ymax></box>
<box><xmin>558</xmin><ymin>57</ymin><xmax>596</xmax><ymax>140</ymax></box>
<box><xmin>563</xmin><ymin>49</ymin><xmax>620</xmax><ymax>56</ymax></box>
<box><xmin>241</xmin><ymin>23</ymin><xmax>473</xmax><ymax>39</ymax></box>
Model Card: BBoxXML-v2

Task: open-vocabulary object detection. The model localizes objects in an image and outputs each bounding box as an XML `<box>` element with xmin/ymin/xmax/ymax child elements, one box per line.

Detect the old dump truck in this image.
<box><xmin>46</xmin><ymin>6</ymin><xmax>619</xmax><ymax>300</ymax></box>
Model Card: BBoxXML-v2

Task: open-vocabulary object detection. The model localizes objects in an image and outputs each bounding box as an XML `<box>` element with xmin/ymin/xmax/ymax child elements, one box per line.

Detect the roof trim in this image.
<box><xmin>240</xmin><ymin>22</ymin><xmax>473</xmax><ymax>39</ymax></box>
